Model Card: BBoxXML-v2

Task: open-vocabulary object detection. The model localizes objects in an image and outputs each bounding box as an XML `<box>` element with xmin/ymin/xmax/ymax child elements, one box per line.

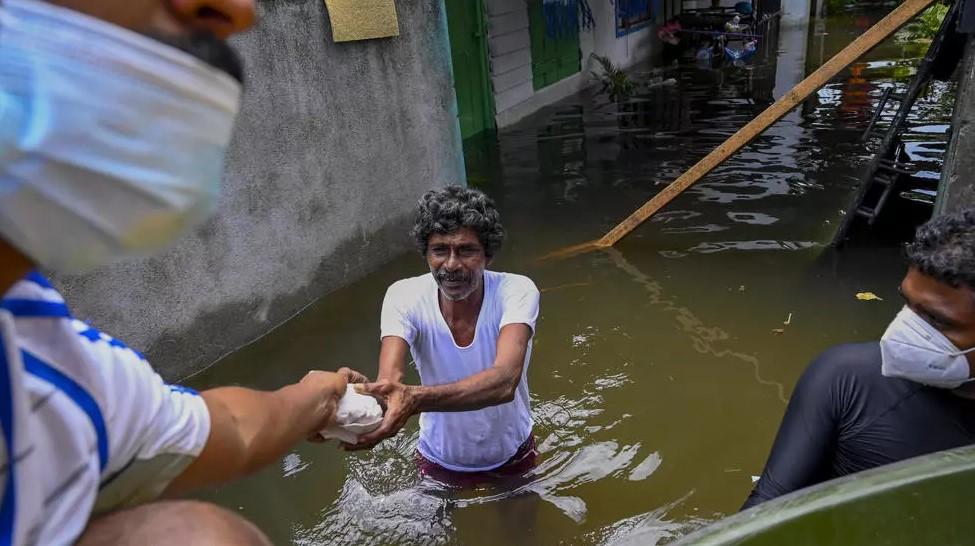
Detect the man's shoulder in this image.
<box><xmin>387</xmin><ymin>273</ymin><xmax>434</xmax><ymax>293</ymax></box>
<box><xmin>385</xmin><ymin>274</ymin><xmax>435</xmax><ymax>306</ymax></box>
<box><xmin>488</xmin><ymin>271</ymin><xmax>539</xmax><ymax>295</ymax></box>
<box><xmin>803</xmin><ymin>342</ymin><xmax>889</xmax><ymax>390</ymax></box>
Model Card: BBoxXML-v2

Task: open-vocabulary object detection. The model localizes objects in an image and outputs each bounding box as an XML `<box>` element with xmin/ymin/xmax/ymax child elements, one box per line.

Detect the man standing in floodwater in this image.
<box><xmin>349</xmin><ymin>186</ymin><xmax>541</xmax><ymax>484</ymax></box>
<box><xmin>743</xmin><ymin>209</ymin><xmax>975</xmax><ymax>509</ymax></box>
<box><xmin>0</xmin><ymin>1</ymin><xmax>364</xmax><ymax>544</ymax></box>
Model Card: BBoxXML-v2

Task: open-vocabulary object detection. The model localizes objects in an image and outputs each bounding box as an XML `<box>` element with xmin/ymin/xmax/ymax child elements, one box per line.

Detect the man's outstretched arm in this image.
<box><xmin>347</xmin><ymin>324</ymin><xmax>531</xmax><ymax>450</ymax></box>
<box><xmin>165</xmin><ymin>370</ymin><xmax>348</xmax><ymax>495</ymax></box>
<box><xmin>410</xmin><ymin>323</ymin><xmax>530</xmax><ymax>411</ymax></box>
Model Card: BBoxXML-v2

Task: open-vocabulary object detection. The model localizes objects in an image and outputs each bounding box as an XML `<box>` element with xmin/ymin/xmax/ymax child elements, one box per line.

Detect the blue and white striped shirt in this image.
<box><xmin>0</xmin><ymin>273</ymin><xmax>210</xmax><ymax>546</ymax></box>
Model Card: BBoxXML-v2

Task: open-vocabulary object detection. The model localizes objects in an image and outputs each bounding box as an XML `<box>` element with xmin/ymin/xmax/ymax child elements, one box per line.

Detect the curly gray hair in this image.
<box><xmin>411</xmin><ymin>186</ymin><xmax>505</xmax><ymax>258</ymax></box>
<box><xmin>906</xmin><ymin>209</ymin><xmax>975</xmax><ymax>291</ymax></box>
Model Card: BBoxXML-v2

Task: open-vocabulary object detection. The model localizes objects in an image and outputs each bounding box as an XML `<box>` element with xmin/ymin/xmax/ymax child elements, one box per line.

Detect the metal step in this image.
<box><xmin>856</xmin><ymin>206</ymin><xmax>876</xmax><ymax>219</ymax></box>
<box><xmin>877</xmin><ymin>160</ymin><xmax>915</xmax><ymax>175</ymax></box>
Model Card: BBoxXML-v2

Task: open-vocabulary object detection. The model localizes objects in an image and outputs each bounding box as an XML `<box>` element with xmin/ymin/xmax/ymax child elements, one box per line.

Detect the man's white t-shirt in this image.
<box><xmin>0</xmin><ymin>273</ymin><xmax>210</xmax><ymax>546</ymax></box>
<box><xmin>381</xmin><ymin>270</ymin><xmax>540</xmax><ymax>472</ymax></box>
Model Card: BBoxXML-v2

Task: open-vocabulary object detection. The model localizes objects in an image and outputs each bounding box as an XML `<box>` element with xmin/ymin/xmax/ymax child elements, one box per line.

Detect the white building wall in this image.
<box><xmin>486</xmin><ymin>0</ymin><xmax>535</xmax><ymax>114</ymax></box>
<box><xmin>581</xmin><ymin>1</ymin><xmax>656</xmax><ymax>75</ymax></box>
<box><xmin>486</xmin><ymin>0</ymin><xmax>661</xmax><ymax>128</ymax></box>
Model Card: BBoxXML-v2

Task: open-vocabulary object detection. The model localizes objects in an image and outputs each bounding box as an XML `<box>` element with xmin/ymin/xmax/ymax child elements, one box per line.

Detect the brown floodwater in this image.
<box><xmin>188</xmin><ymin>8</ymin><xmax>956</xmax><ymax>545</ymax></box>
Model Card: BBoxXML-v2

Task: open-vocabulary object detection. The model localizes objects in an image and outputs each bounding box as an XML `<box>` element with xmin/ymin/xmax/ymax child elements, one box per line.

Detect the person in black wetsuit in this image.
<box><xmin>743</xmin><ymin>210</ymin><xmax>975</xmax><ymax>510</ymax></box>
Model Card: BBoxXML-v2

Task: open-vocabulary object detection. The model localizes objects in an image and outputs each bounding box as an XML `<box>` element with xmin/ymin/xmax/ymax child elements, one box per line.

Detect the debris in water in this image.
<box><xmin>771</xmin><ymin>328</ymin><xmax>785</xmax><ymax>335</ymax></box>
<box><xmin>784</xmin><ymin>313</ymin><xmax>793</xmax><ymax>326</ymax></box>
<box><xmin>541</xmin><ymin>282</ymin><xmax>592</xmax><ymax>293</ymax></box>
<box><xmin>738</xmin><ymin>285</ymin><xmax>746</xmax><ymax>292</ymax></box>
<box><xmin>856</xmin><ymin>292</ymin><xmax>883</xmax><ymax>301</ymax></box>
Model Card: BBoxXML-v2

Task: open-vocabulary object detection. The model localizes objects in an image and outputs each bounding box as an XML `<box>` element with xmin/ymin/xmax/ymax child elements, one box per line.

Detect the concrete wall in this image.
<box><xmin>56</xmin><ymin>0</ymin><xmax>465</xmax><ymax>380</ymax></box>
<box><xmin>936</xmin><ymin>37</ymin><xmax>975</xmax><ymax>215</ymax></box>
<box><xmin>490</xmin><ymin>0</ymin><xmax>658</xmax><ymax>128</ymax></box>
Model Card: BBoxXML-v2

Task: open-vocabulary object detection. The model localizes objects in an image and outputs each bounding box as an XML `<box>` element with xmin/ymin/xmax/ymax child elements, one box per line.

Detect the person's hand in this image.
<box><xmin>343</xmin><ymin>380</ymin><xmax>419</xmax><ymax>451</ymax></box>
<box><xmin>337</xmin><ymin>367</ymin><xmax>370</xmax><ymax>384</ymax></box>
<box><xmin>300</xmin><ymin>370</ymin><xmax>347</xmax><ymax>442</ymax></box>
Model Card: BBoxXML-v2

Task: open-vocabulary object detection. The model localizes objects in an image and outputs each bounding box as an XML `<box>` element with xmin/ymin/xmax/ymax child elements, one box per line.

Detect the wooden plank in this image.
<box><xmin>486</xmin><ymin>0</ymin><xmax>526</xmax><ymax>17</ymax></box>
<box><xmin>492</xmin><ymin>63</ymin><xmax>533</xmax><ymax>94</ymax></box>
<box><xmin>489</xmin><ymin>28</ymin><xmax>531</xmax><ymax>57</ymax></box>
<box><xmin>494</xmin><ymin>80</ymin><xmax>534</xmax><ymax>113</ymax></box>
<box><xmin>488</xmin><ymin>10</ymin><xmax>529</xmax><ymax>38</ymax></box>
<box><xmin>491</xmin><ymin>48</ymin><xmax>532</xmax><ymax>76</ymax></box>
<box><xmin>594</xmin><ymin>0</ymin><xmax>936</xmax><ymax>247</ymax></box>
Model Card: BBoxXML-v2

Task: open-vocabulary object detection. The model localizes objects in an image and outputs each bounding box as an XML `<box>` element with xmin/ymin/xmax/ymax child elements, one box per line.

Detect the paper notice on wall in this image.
<box><xmin>324</xmin><ymin>0</ymin><xmax>400</xmax><ymax>42</ymax></box>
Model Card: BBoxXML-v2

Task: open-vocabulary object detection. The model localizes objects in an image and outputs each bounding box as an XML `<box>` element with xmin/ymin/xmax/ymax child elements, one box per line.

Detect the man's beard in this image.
<box><xmin>435</xmin><ymin>269</ymin><xmax>480</xmax><ymax>301</ymax></box>
<box><xmin>142</xmin><ymin>30</ymin><xmax>245</xmax><ymax>84</ymax></box>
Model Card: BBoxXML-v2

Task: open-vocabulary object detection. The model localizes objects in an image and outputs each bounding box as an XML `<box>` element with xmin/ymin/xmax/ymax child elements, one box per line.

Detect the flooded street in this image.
<box><xmin>189</xmin><ymin>9</ymin><xmax>956</xmax><ymax>545</ymax></box>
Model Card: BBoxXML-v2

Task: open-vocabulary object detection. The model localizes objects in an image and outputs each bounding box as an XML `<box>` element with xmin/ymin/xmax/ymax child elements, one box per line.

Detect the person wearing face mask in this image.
<box><xmin>742</xmin><ymin>209</ymin><xmax>975</xmax><ymax>510</ymax></box>
<box><xmin>0</xmin><ymin>1</ymin><xmax>365</xmax><ymax>544</ymax></box>
<box><xmin>345</xmin><ymin>186</ymin><xmax>541</xmax><ymax>486</ymax></box>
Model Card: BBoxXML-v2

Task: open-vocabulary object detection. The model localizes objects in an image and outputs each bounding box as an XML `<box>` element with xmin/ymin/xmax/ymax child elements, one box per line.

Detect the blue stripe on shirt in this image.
<box><xmin>0</xmin><ymin>332</ymin><xmax>17</xmax><ymax>546</ymax></box>
<box><xmin>24</xmin><ymin>272</ymin><xmax>54</xmax><ymax>291</ymax></box>
<box><xmin>76</xmin><ymin>326</ymin><xmax>147</xmax><ymax>362</ymax></box>
<box><xmin>0</xmin><ymin>300</ymin><xmax>71</xmax><ymax>319</ymax></box>
<box><xmin>21</xmin><ymin>351</ymin><xmax>108</xmax><ymax>472</ymax></box>
<box><xmin>168</xmin><ymin>385</ymin><xmax>200</xmax><ymax>396</ymax></box>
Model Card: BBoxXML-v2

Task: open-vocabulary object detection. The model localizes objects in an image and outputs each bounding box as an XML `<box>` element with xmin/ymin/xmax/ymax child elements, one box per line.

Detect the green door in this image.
<box><xmin>445</xmin><ymin>0</ymin><xmax>495</xmax><ymax>140</ymax></box>
<box><xmin>528</xmin><ymin>0</ymin><xmax>581</xmax><ymax>90</ymax></box>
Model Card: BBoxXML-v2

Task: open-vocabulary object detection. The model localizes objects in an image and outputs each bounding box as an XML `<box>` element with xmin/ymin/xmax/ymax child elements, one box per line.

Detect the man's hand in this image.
<box><xmin>344</xmin><ymin>380</ymin><xmax>419</xmax><ymax>451</ymax></box>
<box><xmin>299</xmin><ymin>370</ymin><xmax>349</xmax><ymax>432</ymax></box>
<box><xmin>337</xmin><ymin>367</ymin><xmax>370</xmax><ymax>384</ymax></box>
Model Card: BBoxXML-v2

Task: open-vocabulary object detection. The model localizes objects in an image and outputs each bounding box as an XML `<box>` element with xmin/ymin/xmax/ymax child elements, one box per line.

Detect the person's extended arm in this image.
<box><xmin>348</xmin><ymin>324</ymin><xmax>531</xmax><ymax>450</ymax></box>
<box><xmin>165</xmin><ymin>371</ymin><xmax>347</xmax><ymax>495</ymax></box>
<box><xmin>413</xmin><ymin>323</ymin><xmax>530</xmax><ymax>411</ymax></box>
<box><xmin>741</xmin><ymin>354</ymin><xmax>842</xmax><ymax>510</ymax></box>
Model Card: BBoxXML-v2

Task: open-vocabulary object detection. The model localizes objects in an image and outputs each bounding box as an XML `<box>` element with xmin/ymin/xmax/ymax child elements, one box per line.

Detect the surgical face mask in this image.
<box><xmin>880</xmin><ymin>305</ymin><xmax>975</xmax><ymax>389</ymax></box>
<box><xmin>0</xmin><ymin>0</ymin><xmax>242</xmax><ymax>273</ymax></box>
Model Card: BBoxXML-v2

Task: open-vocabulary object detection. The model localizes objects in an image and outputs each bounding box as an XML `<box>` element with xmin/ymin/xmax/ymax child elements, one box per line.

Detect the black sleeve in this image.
<box><xmin>741</xmin><ymin>349</ymin><xmax>849</xmax><ymax>510</ymax></box>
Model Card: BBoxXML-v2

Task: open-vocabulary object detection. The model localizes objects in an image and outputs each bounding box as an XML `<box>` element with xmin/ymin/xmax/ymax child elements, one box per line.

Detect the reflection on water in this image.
<box><xmin>189</xmin><ymin>9</ymin><xmax>954</xmax><ymax>545</ymax></box>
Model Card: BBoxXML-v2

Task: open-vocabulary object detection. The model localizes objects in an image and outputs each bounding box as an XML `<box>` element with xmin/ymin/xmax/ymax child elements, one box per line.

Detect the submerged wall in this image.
<box><xmin>56</xmin><ymin>0</ymin><xmax>465</xmax><ymax>379</ymax></box>
<box><xmin>936</xmin><ymin>37</ymin><xmax>975</xmax><ymax>215</ymax></box>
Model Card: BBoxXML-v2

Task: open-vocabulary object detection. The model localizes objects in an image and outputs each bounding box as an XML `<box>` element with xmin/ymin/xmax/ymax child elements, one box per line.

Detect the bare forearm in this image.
<box><xmin>414</xmin><ymin>367</ymin><xmax>519</xmax><ymax>413</ymax></box>
<box><xmin>377</xmin><ymin>336</ymin><xmax>407</xmax><ymax>383</ymax></box>
<box><xmin>208</xmin><ymin>384</ymin><xmax>328</xmax><ymax>472</ymax></box>
<box><xmin>377</xmin><ymin>362</ymin><xmax>404</xmax><ymax>384</ymax></box>
<box><xmin>167</xmin><ymin>383</ymin><xmax>332</xmax><ymax>494</ymax></box>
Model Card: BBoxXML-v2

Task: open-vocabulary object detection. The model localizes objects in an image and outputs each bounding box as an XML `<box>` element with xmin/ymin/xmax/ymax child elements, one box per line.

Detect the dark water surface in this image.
<box><xmin>189</xmin><ymin>11</ymin><xmax>955</xmax><ymax>545</ymax></box>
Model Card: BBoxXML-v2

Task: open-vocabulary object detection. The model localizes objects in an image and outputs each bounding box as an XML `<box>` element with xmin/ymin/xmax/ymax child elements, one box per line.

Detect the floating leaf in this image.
<box><xmin>856</xmin><ymin>292</ymin><xmax>883</xmax><ymax>301</ymax></box>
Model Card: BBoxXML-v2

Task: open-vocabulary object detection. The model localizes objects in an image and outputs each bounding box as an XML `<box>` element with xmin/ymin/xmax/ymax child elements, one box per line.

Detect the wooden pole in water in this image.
<box><xmin>540</xmin><ymin>0</ymin><xmax>936</xmax><ymax>261</ymax></box>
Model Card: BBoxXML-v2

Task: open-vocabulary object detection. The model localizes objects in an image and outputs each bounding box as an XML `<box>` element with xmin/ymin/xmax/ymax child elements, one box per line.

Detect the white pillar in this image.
<box><xmin>780</xmin><ymin>0</ymin><xmax>811</xmax><ymax>28</ymax></box>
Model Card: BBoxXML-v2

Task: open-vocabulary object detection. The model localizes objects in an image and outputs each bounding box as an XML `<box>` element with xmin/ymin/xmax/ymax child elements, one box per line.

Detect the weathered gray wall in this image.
<box><xmin>937</xmin><ymin>37</ymin><xmax>975</xmax><ymax>215</ymax></box>
<box><xmin>56</xmin><ymin>0</ymin><xmax>465</xmax><ymax>379</ymax></box>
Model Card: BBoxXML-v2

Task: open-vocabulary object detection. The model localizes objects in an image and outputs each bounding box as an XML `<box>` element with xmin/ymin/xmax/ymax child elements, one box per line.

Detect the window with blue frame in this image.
<box><xmin>615</xmin><ymin>0</ymin><xmax>661</xmax><ymax>36</ymax></box>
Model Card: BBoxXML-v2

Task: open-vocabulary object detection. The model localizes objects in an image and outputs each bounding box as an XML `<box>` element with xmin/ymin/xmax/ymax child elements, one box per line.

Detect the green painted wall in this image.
<box><xmin>445</xmin><ymin>0</ymin><xmax>496</xmax><ymax>139</ymax></box>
